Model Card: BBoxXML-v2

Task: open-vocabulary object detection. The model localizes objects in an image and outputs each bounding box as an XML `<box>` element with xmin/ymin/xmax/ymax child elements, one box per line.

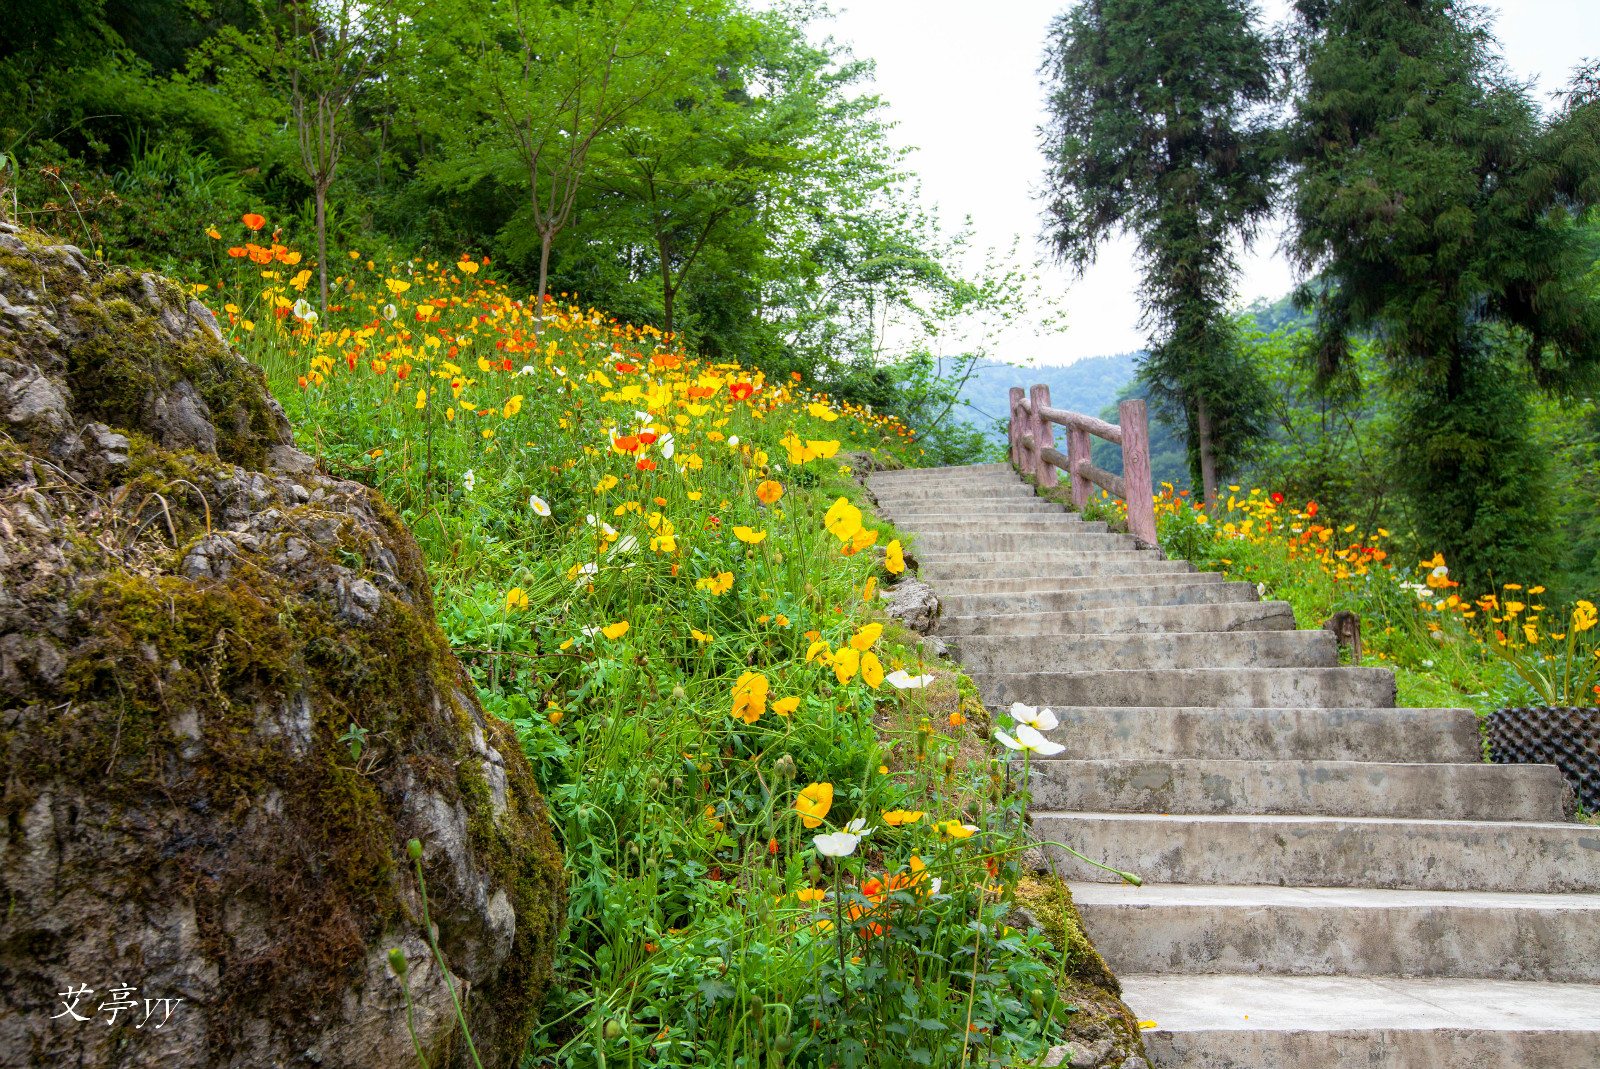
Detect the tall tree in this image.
<box><xmin>437</xmin><ymin>0</ymin><xmax>724</xmax><ymax>326</ymax></box>
<box><xmin>1289</xmin><ymin>0</ymin><xmax>1600</xmax><ymax>588</ymax></box>
<box><xmin>219</xmin><ymin>0</ymin><xmax>391</xmax><ymax>316</ymax></box>
<box><xmin>1040</xmin><ymin>0</ymin><xmax>1280</xmax><ymax>505</ymax></box>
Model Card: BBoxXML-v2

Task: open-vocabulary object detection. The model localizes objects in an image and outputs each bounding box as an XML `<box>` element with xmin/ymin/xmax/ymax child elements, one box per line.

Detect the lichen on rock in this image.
<box><xmin>0</xmin><ymin>224</ymin><xmax>565</xmax><ymax>1068</ymax></box>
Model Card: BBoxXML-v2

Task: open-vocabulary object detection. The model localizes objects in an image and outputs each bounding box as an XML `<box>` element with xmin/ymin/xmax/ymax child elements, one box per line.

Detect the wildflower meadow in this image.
<box><xmin>197</xmin><ymin>213</ymin><xmax>1115</xmax><ymax>1067</ymax></box>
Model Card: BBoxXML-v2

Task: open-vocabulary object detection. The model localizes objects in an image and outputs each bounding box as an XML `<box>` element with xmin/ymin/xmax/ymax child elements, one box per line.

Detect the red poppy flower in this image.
<box><xmin>639</xmin><ymin>431</ymin><xmax>657</xmax><ymax>445</ymax></box>
<box><xmin>501</xmin><ymin>359</ymin><xmax>513</xmax><ymax>371</ymax></box>
<box><xmin>1271</xmin><ymin>492</ymin><xmax>1285</xmax><ymax>504</ymax></box>
<box><xmin>226</xmin><ymin>246</ymin><xmax>247</xmax><ymax>258</ymax></box>
<box><xmin>613</xmin><ymin>435</ymin><xmax>641</xmax><ymax>453</ymax></box>
<box><xmin>636</xmin><ymin>458</ymin><xmax>657</xmax><ymax>472</ymax></box>
<box><xmin>242</xmin><ymin>213</ymin><xmax>266</xmax><ymax>231</ymax></box>
<box><xmin>615</xmin><ymin>361</ymin><xmax>636</xmax><ymax>373</ymax></box>
<box><xmin>729</xmin><ymin>382</ymin><xmax>754</xmax><ymax>401</ymax></box>
<box><xmin>1306</xmin><ymin>501</ymin><xmax>1319</xmax><ymax>518</ymax></box>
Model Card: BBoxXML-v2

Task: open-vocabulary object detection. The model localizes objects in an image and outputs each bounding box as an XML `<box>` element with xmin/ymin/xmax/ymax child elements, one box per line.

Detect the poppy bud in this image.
<box><xmin>602</xmin><ymin>1018</ymin><xmax>623</xmax><ymax>1040</ymax></box>
<box><xmin>407</xmin><ymin>839</ymin><xmax>422</xmax><ymax>860</ymax></box>
<box><xmin>388</xmin><ymin>948</ymin><xmax>408</xmax><ymax>976</ymax></box>
<box><xmin>750</xmin><ymin>997</ymin><xmax>765</xmax><ymax>1023</ymax></box>
<box><xmin>774</xmin><ymin>1033</ymin><xmax>793</xmax><ymax>1053</ymax></box>
<box><xmin>672</xmin><ymin>684</ymin><xmax>687</xmax><ymax>700</ymax></box>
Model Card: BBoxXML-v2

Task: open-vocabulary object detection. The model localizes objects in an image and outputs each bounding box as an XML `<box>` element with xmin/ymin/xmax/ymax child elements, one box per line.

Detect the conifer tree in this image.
<box><xmin>1040</xmin><ymin>0</ymin><xmax>1280</xmax><ymax>504</ymax></box>
<box><xmin>1290</xmin><ymin>0</ymin><xmax>1600</xmax><ymax>588</ymax></box>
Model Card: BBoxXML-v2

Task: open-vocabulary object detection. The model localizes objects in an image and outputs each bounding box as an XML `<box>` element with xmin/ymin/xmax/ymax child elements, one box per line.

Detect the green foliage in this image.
<box><xmin>1388</xmin><ymin>344</ymin><xmax>1560</xmax><ymax>593</ymax></box>
<box><xmin>1289</xmin><ymin>0</ymin><xmax>1600</xmax><ymax>585</ymax></box>
<box><xmin>1040</xmin><ymin>0</ymin><xmax>1281</xmax><ymax>494</ymax></box>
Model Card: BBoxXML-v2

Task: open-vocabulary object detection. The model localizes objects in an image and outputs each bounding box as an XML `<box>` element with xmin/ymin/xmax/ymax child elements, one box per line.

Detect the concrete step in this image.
<box><xmin>1034</xmin><ymin>812</ymin><xmax>1600</xmax><ymax>892</ymax></box>
<box><xmin>918</xmin><ymin>549</ymin><xmax>1160</xmax><ymax>564</ymax></box>
<box><xmin>940</xmin><ymin>579</ymin><xmax>1261</xmax><ymax>618</ymax></box>
<box><xmin>900</xmin><ymin>518</ymin><xmax>1111</xmax><ymax>535</ymax></box>
<box><xmin>882</xmin><ymin>500</ymin><xmax>1068</xmax><ymax>516</ymax></box>
<box><xmin>1028</xmin><ymin>759</ymin><xmax>1569</xmax><ymax>820</ymax></box>
<box><xmin>1027</xmin><ymin>706</ymin><xmax>1484</xmax><ymax>762</ymax></box>
<box><xmin>911</xmin><ymin>531</ymin><xmax>1141</xmax><ymax>553</ymax></box>
<box><xmin>934</xmin><ymin>570</ymin><xmax>1217</xmax><ymax>598</ymax></box>
<box><xmin>1127</xmin><ymin>974</ymin><xmax>1600</xmax><ymax>1068</ymax></box>
<box><xmin>1073</xmin><ymin>883</ymin><xmax>1600</xmax><ymax>982</ymax></box>
<box><xmin>873</xmin><ymin>483</ymin><xmax>1038</xmax><ymax>501</ymax></box>
<box><xmin>954</xmin><ymin>630</ymin><xmax>1337</xmax><ymax>675</ymax></box>
<box><xmin>868</xmin><ymin>462</ymin><xmax>1012</xmax><ymax>482</ymax></box>
<box><xmin>977</xmin><ymin>666</ymin><xmax>1398</xmax><ymax>709</ymax></box>
<box><xmin>941</xmin><ymin>601</ymin><xmax>1297</xmax><ymax>636</ymax></box>
<box><xmin>923</xmin><ymin>559</ymin><xmax>1196</xmax><ymax>583</ymax></box>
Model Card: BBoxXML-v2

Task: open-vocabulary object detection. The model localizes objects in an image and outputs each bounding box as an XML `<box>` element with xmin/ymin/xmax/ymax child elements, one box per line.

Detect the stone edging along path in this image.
<box><xmin>870</xmin><ymin>461</ymin><xmax>1600</xmax><ymax>1069</ymax></box>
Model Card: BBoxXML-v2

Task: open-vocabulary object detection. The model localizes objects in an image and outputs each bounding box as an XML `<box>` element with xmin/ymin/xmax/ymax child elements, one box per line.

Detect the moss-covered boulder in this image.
<box><xmin>1011</xmin><ymin>876</ymin><xmax>1151</xmax><ymax>1068</ymax></box>
<box><xmin>0</xmin><ymin>223</ymin><xmax>565</xmax><ymax>1068</ymax></box>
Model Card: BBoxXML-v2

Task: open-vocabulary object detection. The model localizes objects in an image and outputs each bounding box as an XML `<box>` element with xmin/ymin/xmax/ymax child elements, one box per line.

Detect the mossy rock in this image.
<box><xmin>0</xmin><ymin>224</ymin><xmax>565</xmax><ymax>1068</ymax></box>
<box><xmin>1012</xmin><ymin>875</ymin><xmax>1152</xmax><ymax>1068</ymax></box>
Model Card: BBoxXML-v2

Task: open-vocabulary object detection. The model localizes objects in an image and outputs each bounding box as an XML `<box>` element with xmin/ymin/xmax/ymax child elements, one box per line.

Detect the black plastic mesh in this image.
<box><xmin>1486</xmin><ymin>706</ymin><xmax>1600</xmax><ymax>813</ymax></box>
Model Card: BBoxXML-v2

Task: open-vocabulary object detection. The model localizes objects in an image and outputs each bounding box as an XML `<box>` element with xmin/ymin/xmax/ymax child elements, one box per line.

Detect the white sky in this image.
<box><xmin>816</xmin><ymin>0</ymin><xmax>1600</xmax><ymax>364</ymax></box>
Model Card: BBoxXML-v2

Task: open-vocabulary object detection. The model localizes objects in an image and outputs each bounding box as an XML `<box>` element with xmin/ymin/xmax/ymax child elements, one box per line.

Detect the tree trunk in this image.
<box><xmin>535</xmin><ymin>227</ymin><xmax>553</xmax><ymax>335</ymax></box>
<box><xmin>1195</xmin><ymin>392</ymin><xmax>1219</xmax><ymax>509</ymax></box>
<box><xmin>658</xmin><ymin>234</ymin><xmax>675</xmax><ymax>336</ymax></box>
<box><xmin>316</xmin><ymin>182</ymin><xmax>329</xmax><ymax>317</ymax></box>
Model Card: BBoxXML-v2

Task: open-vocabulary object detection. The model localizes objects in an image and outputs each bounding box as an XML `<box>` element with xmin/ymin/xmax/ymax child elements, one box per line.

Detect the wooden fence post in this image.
<box><xmin>1119</xmin><ymin>398</ymin><xmax>1158</xmax><ymax>548</ymax></box>
<box><xmin>1008</xmin><ymin>387</ymin><xmax>1025</xmax><ymax>469</ymax></box>
<box><xmin>1066</xmin><ymin>423</ymin><xmax>1092</xmax><ymax>509</ymax></box>
<box><xmin>1030</xmin><ymin>384</ymin><xmax>1057</xmax><ymax>489</ymax></box>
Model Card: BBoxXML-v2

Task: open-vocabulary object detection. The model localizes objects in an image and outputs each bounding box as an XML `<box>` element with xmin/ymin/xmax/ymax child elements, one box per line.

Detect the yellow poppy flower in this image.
<box><xmin>772</xmin><ymin>695</ymin><xmax>800</xmax><ymax>717</ymax></box>
<box><xmin>795</xmin><ymin>782</ymin><xmax>833</xmax><ymax>828</ymax></box>
<box><xmin>734</xmin><ymin>526</ymin><xmax>768</xmax><ymax>544</ymax></box>
<box><xmin>832</xmin><ymin>647</ymin><xmax>860</xmax><ymax>684</ymax></box>
<box><xmin>849</xmin><ymin>623</ymin><xmax>883</xmax><ymax>651</ymax></box>
<box><xmin>756</xmin><ymin>480</ymin><xmax>784</xmax><ymax>504</ymax></box>
<box><xmin>885</xmin><ymin>539</ymin><xmax>905</xmax><ymax>574</ymax></box>
<box><xmin>860</xmin><ymin>651</ymin><xmax>884</xmax><ymax>688</ymax></box>
<box><xmin>732</xmin><ymin>671</ymin><xmax>768</xmax><ymax>724</ymax></box>
<box><xmin>601</xmin><ymin>621</ymin><xmax>629</xmax><ymax>640</ymax></box>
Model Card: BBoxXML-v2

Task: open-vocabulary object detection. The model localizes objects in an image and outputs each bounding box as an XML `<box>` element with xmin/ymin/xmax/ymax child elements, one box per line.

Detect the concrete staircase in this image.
<box><xmin>870</xmin><ymin>462</ymin><xmax>1600</xmax><ymax>1069</ymax></box>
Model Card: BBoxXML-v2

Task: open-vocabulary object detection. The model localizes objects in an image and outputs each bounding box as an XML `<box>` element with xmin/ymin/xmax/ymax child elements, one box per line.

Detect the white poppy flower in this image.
<box><xmin>383</xmin><ymin>303</ymin><xmax>397</xmax><ymax>320</ymax></box>
<box><xmin>292</xmin><ymin>298</ymin><xmax>316</xmax><ymax>322</ymax></box>
<box><xmin>995</xmin><ymin>723</ymin><xmax>1066</xmax><ymax>756</ymax></box>
<box><xmin>613</xmin><ymin>534</ymin><xmax>638</xmax><ymax>554</ymax></box>
<box><xmin>845</xmin><ymin>817</ymin><xmax>875</xmax><ymax>836</ymax></box>
<box><xmin>462</xmin><ymin>469</ymin><xmax>475</xmax><ymax>493</ymax></box>
<box><xmin>659</xmin><ymin>433</ymin><xmax>675</xmax><ymax>459</ymax></box>
<box><xmin>552</xmin><ymin>366</ymin><xmax>566</xmax><ymax>377</ymax></box>
<box><xmin>813</xmin><ymin>832</ymin><xmax>860</xmax><ymax>857</ymax></box>
<box><xmin>529</xmin><ymin>495</ymin><xmax>551</xmax><ymax>517</ymax></box>
<box><xmin>518</xmin><ymin>365</ymin><xmax>536</xmax><ymax>376</ymax></box>
<box><xmin>728</xmin><ymin>435</ymin><xmax>739</xmax><ymax>447</ymax></box>
<box><xmin>1009</xmin><ymin>702</ymin><xmax>1059</xmax><ymax>732</ymax></box>
<box><xmin>885</xmin><ymin>670</ymin><xmax>935</xmax><ymax>690</ymax></box>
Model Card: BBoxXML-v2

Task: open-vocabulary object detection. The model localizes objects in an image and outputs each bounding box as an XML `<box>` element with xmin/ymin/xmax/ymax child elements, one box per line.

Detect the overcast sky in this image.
<box><xmin>814</xmin><ymin>0</ymin><xmax>1600</xmax><ymax>365</ymax></box>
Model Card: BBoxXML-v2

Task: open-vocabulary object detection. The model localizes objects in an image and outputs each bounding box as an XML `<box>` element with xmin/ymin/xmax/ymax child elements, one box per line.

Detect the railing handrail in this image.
<box><xmin>1007</xmin><ymin>383</ymin><xmax>1159</xmax><ymax>549</ymax></box>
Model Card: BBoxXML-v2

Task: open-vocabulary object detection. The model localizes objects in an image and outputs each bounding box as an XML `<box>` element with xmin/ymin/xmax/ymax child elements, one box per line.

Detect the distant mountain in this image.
<box><xmin>952</xmin><ymin>352</ymin><xmax>1140</xmax><ymax>435</ymax></box>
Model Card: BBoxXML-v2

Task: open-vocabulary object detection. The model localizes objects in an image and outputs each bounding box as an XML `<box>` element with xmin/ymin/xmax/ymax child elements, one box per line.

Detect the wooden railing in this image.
<box><xmin>1007</xmin><ymin>384</ymin><xmax>1158</xmax><ymax>548</ymax></box>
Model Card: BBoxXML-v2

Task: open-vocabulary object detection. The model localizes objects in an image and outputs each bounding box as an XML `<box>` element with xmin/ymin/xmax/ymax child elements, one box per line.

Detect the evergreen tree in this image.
<box><xmin>1039</xmin><ymin>0</ymin><xmax>1280</xmax><ymax>504</ymax></box>
<box><xmin>1289</xmin><ymin>0</ymin><xmax>1600</xmax><ymax>589</ymax></box>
